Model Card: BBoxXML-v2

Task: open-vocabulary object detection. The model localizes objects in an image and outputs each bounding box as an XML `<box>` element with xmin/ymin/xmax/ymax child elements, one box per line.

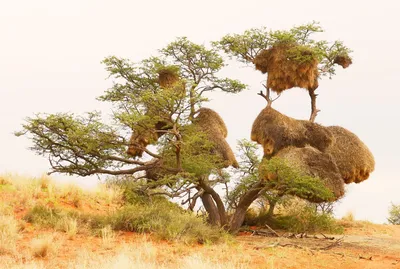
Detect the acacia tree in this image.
<box><xmin>17</xmin><ymin>24</ymin><xmax>347</xmax><ymax>232</ymax></box>
<box><xmin>17</xmin><ymin>37</ymin><xmax>249</xmax><ymax>231</ymax></box>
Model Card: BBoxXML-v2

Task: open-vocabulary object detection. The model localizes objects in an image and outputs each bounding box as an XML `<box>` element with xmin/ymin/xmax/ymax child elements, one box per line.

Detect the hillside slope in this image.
<box><xmin>1</xmin><ymin>174</ymin><xmax>399</xmax><ymax>269</ymax></box>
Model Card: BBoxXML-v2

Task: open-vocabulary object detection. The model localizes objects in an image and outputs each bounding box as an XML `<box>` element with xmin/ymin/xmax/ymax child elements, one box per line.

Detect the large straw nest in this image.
<box><xmin>194</xmin><ymin>108</ymin><xmax>228</xmax><ymax>138</ymax></box>
<box><xmin>253</xmin><ymin>44</ymin><xmax>319</xmax><ymax>93</ymax></box>
<box><xmin>334</xmin><ymin>55</ymin><xmax>352</xmax><ymax>69</ymax></box>
<box><xmin>251</xmin><ymin>107</ymin><xmax>334</xmax><ymax>157</ymax></box>
<box><xmin>276</xmin><ymin>146</ymin><xmax>345</xmax><ymax>202</ymax></box>
<box><xmin>326</xmin><ymin>126</ymin><xmax>375</xmax><ymax>184</ymax></box>
<box><xmin>193</xmin><ymin>108</ymin><xmax>238</xmax><ymax>168</ymax></box>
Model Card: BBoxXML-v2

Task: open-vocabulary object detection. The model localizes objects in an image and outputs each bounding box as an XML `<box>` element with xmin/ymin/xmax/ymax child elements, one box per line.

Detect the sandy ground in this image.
<box><xmin>1</xmin><ymin>178</ymin><xmax>400</xmax><ymax>269</ymax></box>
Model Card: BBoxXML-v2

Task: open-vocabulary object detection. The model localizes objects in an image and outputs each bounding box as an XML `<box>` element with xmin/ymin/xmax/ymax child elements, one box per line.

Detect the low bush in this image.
<box><xmin>273</xmin><ymin>205</ymin><xmax>343</xmax><ymax>234</ymax></box>
<box><xmin>388</xmin><ymin>203</ymin><xmax>400</xmax><ymax>225</ymax></box>
<box><xmin>104</xmin><ymin>199</ymin><xmax>226</xmax><ymax>244</ymax></box>
<box><xmin>23</xmin><ymin>205</ymin><xmax>63</xmax><ymax>227</ymax></box>
<box><xmin>244</xmin><ymin>201</ymin><xmax>343</xmax><ymax>235</ymax></box>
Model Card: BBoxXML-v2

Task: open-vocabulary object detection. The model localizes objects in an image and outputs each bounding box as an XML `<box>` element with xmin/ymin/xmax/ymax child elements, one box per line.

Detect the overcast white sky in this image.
<box><xmin>1</xmin><ymin>0</ymin><xmax>399</xmax><ymax>223</ymax></box>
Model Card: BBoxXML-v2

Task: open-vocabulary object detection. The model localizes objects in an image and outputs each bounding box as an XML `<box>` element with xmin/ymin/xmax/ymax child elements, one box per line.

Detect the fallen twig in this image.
<box><xmin>359</xmin><ymin>255</ymin><xmax>373</xmax><ymax>261</ymax></box>
<box><xmin>318</xmin><ymin>236</ymin><xmax>345</xmax><ymax>250</ymax></box>
<box><xmin>320</xmin><ymin>233</ymin><xmax>335</xmax><ymax>240</ymax></box>
<box><xmin>264</xmin><ymin>224</ymin><xmax>280</xmax><ymax>237</ymax></box>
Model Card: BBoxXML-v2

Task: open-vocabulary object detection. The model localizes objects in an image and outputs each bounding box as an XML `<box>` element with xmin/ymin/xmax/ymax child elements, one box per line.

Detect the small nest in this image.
<box><xmin>127</xmin><ymin>120</ymin><xmax>170</xmax><ymax>158</ymax></box>
<box><xmin>253</xmin><ymin>44</ymin><xmax>319</xmax><ymax>93</ymax></box>
<box><xmin>276</xmin><ymin>146</ymin><xmax>345</xmax><ymax>202</ymax></box>
<box><xmin>157</xmin><ymin>68</ymin><xmax>186</xmax><ymax>98</ymax></box>
<box><xmin>193</xmin><ymin>108</ymin><xmax>238</xmax><ymax>168</ymax></box>
<box><xmin>334</xmin><ymin>55</ymin><xmax>352</xmax><ymax>69</ymax></box>
<box><xmin>326</xmin><ymin>126</ymin><xmax>375</xmax><ymax>184</ymax></box>
<box><xmin>158</xmin><ymin>68</ymin><xmax>180</xmax><ymax>88</ymax></box>
<box><xmin>251</xmin><ymin>107</ymin><xmax>334</xmax><ymax>157</ymax></box>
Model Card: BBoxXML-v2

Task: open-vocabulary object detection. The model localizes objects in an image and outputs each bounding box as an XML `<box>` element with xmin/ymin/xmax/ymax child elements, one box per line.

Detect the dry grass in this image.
<box><xmin>34</xmin><ymin>240</ymin><xmax>251</xmax><ymax>269</ymax></box>
<box><xmin>342</xmin><ymin>211</ymin><xmax>355</xmax><ymax>222</ymax></box>
<box><xmin>56</xmin><ymin>217</ymin><xmax>78</xmax><ymax>239</ymax></box>
<box><xmin>100</xmin><ymin>225</ymin><xmax>116</xmax><ymax>249</ymax></box>
<box><xmin>0</xmin><ymin>174</ymin><xmax>123</xmax><ymax>212</ymax></box>
<box><xmin>3</xmin><ymin>236</ymin><xmax>255</xmax><ymax>268</ymax></box>
<box><xmin>31</xmin><ymin>235</ymin><xmax>56</xmax><ymax>258</ymax></box>
<box><xmin>0</xmin><ymin>215</ymin><xmax>20</xmax><ymax>255</ymax></box>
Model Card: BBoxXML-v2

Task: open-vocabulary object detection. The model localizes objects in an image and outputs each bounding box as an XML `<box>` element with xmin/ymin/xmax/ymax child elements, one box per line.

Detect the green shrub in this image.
<box><xmin>273</xmin><ymin>206</ymin><xmax>343</xmax><ymax>234</ymax></box>
<box><xmin>105</xmin><ymin>199</ymin><xmax>226</xmax><ymax>243</ymax></box>
<box><xmin>23</xmin><ymin>205</ymin><xmax>63</xmax><ymax>227</ymax></box>
<box><xmin>24</xmin><ymin>205</ymin><xmax>81</xmax><ymax>230</ymax></box>
<box><xmin>388</xmin><ymin>203</ymin><xmax>400</xmax><ymax>225</ymax></box>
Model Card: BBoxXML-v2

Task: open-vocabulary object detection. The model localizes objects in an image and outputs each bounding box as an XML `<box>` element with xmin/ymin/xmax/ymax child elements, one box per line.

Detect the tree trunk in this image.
<box><xmin>201</xmin><ymin>193</ymin><xmax>221</xmax><ymax>226</ymax></box>
<box><xmin>199</xmin><ymin>180</ymin><xmax>228</xmax><ymax>226</ymax></box>
<box><xmin>229</xmin><ymin>182</ymin><xmax>265</xmax><ymax>233</ymax></box>
<box><xmin>266</xmin><ymin>200</ymin><xmax>277</xmax><ymax>219</ymax></box>
<box><xmin>308</xmin><ymin>88</ymin><xmax>320</xmax><ymax>122</ymax></box>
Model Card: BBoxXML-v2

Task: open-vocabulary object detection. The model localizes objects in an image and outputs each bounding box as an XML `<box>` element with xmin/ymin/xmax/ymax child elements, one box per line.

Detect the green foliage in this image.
<box><xmin>213</xmin><ymin>27</ymin><xmax>271</xmax><ymax>63</ymax></box>
<box><xmin>23</xmin><ymin>204</ymin><xmax>86</xmax><ymax>236</ymax></box>
<box><xmin>260</xmin><ymin>157</ymin><xmax>335</xmax><ymax>202</ymax></box>
<box><xmin>23</xmin><ymin>205</ymin><xmax>62</xmax><ymax>227</ymax></box>
<box><xmin>18</xmin><ymin>36</ymin><xmax>246</xmax><ymax>178</ymax></box>
<box><xmin>161</xmin><ymin>125</ymin><xmax>225</xmax><ymax>177</ymax></box>
<box><xmin>228</xmin><ymin>140</ymin><xmax>334</xmax><ymax>213</ymax></box>
<box><xmin>388</xmin><ymin>203</ymin><xmax>400</xmax><ymax>225</ymax></box>
<box><xmin>215</xmin><ymin>21</ymin><xmax>352</xmax><ymax>78</ymax></box>
<box><xmin>225</xmin><ymin>140</ymin><xmax>261</xmax><ymax>209</ymax></box>
<box><xmin>15</xmin><ymin>112</ymin><xmax>127</xmax><ymax>176</ymax></box>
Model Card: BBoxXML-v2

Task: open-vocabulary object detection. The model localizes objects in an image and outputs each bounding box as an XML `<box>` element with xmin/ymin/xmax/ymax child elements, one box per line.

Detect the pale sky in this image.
<box><xmin>1</xmin><ymin>0</ymin><xmax>399</xmax><ymax>223</ymax></box>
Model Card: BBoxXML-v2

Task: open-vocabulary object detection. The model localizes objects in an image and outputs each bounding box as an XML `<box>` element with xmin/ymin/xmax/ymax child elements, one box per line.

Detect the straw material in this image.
<box><xmin>251</xmin><ymin>107</ymin><xmax>334</xmax><ymax>157</ymax></box>
<box><xmin>193</xmin><ymin>108</ymin><xmax>238</xmax><ymax>168</ymax></box>
<box><xmin>334</xmin><ymin>55</ymin><xmax>352</xmax><ymax>69</ymax></box>
<box><xmin>253</xmin><ymin>44</ymin><xmax>319</xmax><ymax>93</ymax></box>
<box><xmin>326</xmin><ymin>126</ymin><xmax>375</xmax><ymax>184</ymax></box>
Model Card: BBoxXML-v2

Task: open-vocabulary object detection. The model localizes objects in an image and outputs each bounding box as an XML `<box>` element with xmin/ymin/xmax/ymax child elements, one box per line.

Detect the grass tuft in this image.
<box><xmin>31</xmin><ymin>235</ymin><xmax>55</xmax><ymax>258</ymax></box>
<box><xmin>0</xmin><ymin>215</ymin><xmax>20</xmax><ymax>255</ymax></box>
<box><xmin>56</xmin><ymin>217</ymin><xmax>78</xmax><ymax>239</ymax></box>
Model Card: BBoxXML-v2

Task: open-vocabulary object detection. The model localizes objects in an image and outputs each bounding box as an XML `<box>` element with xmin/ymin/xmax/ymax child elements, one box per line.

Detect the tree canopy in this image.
<box><xmin>17</xmin><ymin>23</ymin><xmax>353</xmax><ymax>232</ymax></box>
